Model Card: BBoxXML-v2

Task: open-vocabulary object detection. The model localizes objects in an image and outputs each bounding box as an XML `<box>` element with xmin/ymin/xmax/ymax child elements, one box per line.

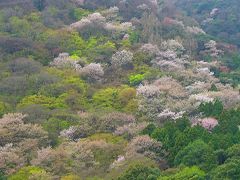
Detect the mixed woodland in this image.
<box><xmin>0</xmin><ymin>0</ymin><xmax>240</xmax><ymax>179</ymax></box>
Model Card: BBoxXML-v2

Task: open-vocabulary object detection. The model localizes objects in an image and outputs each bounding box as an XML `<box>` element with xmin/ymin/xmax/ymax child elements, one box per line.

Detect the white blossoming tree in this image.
<box><xmin>204</xmin><ymin>40</ymin><xmax>224</xmax><ymax>58</ymax></box>
<box><xmin>50</xmin><ymin>53</ymin><xmax>82</xmax><ymax>72</ymax></box>
<box><xmin>80</xmin><ymin>63</ymin><xmax>104</xmax><ymax>82</ymax></box>
<box><xmin>140</xmin><ymin>43</ymin><xmax>160</xmax><ymax>56</ymax></box>
<box><xmin>111</xmin><ymin>50</ymin><xmax>133</xmax><ymax>69</ymax></box>
<box><xmin>70</xmin><ymin>12</ymin><xmax>133</xmax><ymax>36</ymax></box>
<box><xmin>0</xmin><ymin>113</ymin><xmax>48</xmax><ymax>174</ymax></box>
<box><xmin>152</xmin><ymin>40</ymin><xmax>190</xmax><ymax>72</ymax></box>
<box><xmin>137</xmin><ymin>77</ymin><xmax>189</xmax><ymax>122</ymax></box>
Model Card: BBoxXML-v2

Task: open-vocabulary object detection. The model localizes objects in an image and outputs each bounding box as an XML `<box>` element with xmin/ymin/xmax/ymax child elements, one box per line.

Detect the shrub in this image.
<box><xmin>160</xmin><ymin>166</ymin><xmax>206</xmax><ymax>180</ymax></box>
<box><xmin>118</xmin><ymin>87</ymin><xmax>136</xmax><ymax>106</ymax></box>
<box><xmin>129</xmin><ymin>74</ymin><xmax>145</xmax><ymax>86</ymax></box>
<box><xmin>0</xmin><ymin>101</ymin><xmax>10</xmax><ymax>117</ymax></box>
<box><xmin>18</xmin><ymin>95</ymin><xmax>67</xmax><ymax>109</ymax></box>
<box><xmin>9</xmin><ymin>166</ymin><xmax>51</xmax><ymax>180</ymax></box>
<box><xmin>92</xmin><ymin>88</ymin><xmax>118</xmax><ymax>109</ymax></box>
<box><xmin>93</xmin><ymin>87</ymin><xmax>136</xmax><ymax>111</ymax></box>
<box><xmin>7</xmin><ymin>58</ymin><xmax>42</xmax><ymax>75</ymax></box>
<box><xmin>117</xmin><ymin>164</ymin><xmax>160</xmax><ymax>180</ymax></box>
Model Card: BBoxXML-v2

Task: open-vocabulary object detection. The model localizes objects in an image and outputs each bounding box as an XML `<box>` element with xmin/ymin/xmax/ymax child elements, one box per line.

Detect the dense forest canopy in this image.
<box><xmin>176</xmin><ymin>0</ymin><xmax>240</xmax><ymax>46</ymax></box>
<box><xmin>0</xmin><ymin>0</ymin><xmax>240</xmax><ymax>179</ymax></box>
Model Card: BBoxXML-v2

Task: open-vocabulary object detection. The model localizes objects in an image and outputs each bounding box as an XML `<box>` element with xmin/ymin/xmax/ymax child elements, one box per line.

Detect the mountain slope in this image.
<box><xmin>176</xmin><ymin>0</ymin><xmax>240</xmax><ymax>46</ymax></box>
<box><xmin>0</xmin><ymin>0</ymin><xmax>240</xmax><ymax>179</ymax></box>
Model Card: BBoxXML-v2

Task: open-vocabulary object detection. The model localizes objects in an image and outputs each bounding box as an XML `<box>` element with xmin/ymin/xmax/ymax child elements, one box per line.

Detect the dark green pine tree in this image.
<box><xmin>199</xmin><ymin>99</ymin><xmax>223</xmax><ymax>117</ymax></box>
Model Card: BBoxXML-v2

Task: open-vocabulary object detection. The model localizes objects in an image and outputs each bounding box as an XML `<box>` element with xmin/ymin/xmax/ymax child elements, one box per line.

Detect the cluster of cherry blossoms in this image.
<box><xmin>80</xmin><ymin>63</ymin><xmax>104</xmax><ymax>81</ymax></box>
<box><xmin>186</xmin><ymin>81</ymin><xmax>212</xmax><ymax>94</ymax></box>
<box><xmin>0</xmin><ymin>113</ymin><xmax>48</xmax><ymax>174</ymax></box>
<box><xmin>50</xmin><ymin>53</ymin><xmax>104</xmax><ymax>81</ymax></box>
<box><xmin>140</xmin><ymin>43</ymin><xmax>160</xmax><ymax>56</ymax></box>
<box><xmin>126</xmin><ymin>135</ymin><xmax>164</xmax><ymax>162</ymax></box>
<box><xmin>202</xmin><ymin>8</ymin><xmax>219</xmax><ymax>25</ymax></box>
<box><xmin>206</xmin><ymin>89</ymin><xmax>240</xmax><ymax>108</ymax></box>
<box><xmin>70</xmin><ymin>12</ymin><xmax>134</xmax><ymax>33</ymax></box>
<box><xmin>204</xmin><ymin>40</ymin><xmax>224</xmax><ymax>58</ymax></box>
<box><xmin>105</xmin><ymin>22</ymin><xmax>133</xmax><ymax>32</ymax></box>
<box><xmin>70</xmin><ymin>12</ymin><xmax>106</xmax><ymax>30</ymax></box>
<box><xmin>111</xmin><ymin>50</ymin><xmax>133</xmax><ymax>68</ymax></box>
<box><xmin>50</xmin><ymin>53</ymin><xmax>82</xmax><ymax>71</ymax></box>
<box><xmin>60</xmin><ymin>126</ymin><xmax>78</xmax><ymax>140</ymax></box>
<box><xmin>110</xmin><ymin>155</ymin><xmax>125</xmax><ymax>169</ymax></box>
<box><xmin>0</xmin><ymin>143</ymin><xmax>24</xmax><ymax>174</ymax></box>
<box><xmin>137</xmin><ymin>77</ymin><xmax>189</xmax><ymax>121</ymax></box>
<box><xmin>196</xmin><ymin>67</ymin><xmax>214</xmax><ymax>76</ymax></box>
<box><xmin>114</xmin><ymin>122</ymin><xmax>148</xmax><ymax>139</ymax></box>
<box><xmin>186</xmin><ymin>26</ymin><xmax>206</xmax><ymax>35</ymax></box>
<box><xmin>158</xmin><ymin>109</ymin><xmax>185</xmax><ymax>122</ymax></box>
<box><xmin>192</xmin><ymin>61</ymin><xmax>219</xmax><ymax>82</ymax></box>
<box><xmin>163</xmin><ymin>17</ymin><xmax>206</xmax><ymax>35</ymax></box>
<box><xmin>190</xmin><ymin>94</ymin><xmax>214</xmax><ymax>106</ymax></box>
<box><xmin>136</xmin><ymin>36</ymin><xmax>240</xmax><ymax>125</ymax></box>
<box><xmin>31</xmin><ymin>139</ymin><xmax>112</xmax><ymax>175</ymax></box>
<box><xmin>136</xmin><ymin>41</ymin><xmax>239</xmax><ymax>121</ymax></box>
<box><xmin>189</xmin><ymin>87</ymin><xmax>240</xmax><ymax>109</ymax></box>
<box><xmin>196</xmin><ymin>60</ymin><xmax>220</xmax><ymax>69</ymax></box>
<box><xmin>151</xmin><ymin>40</ymin><xmax>190</xmax><ymax>72</ymax></box>
<box><xmin>111</xmin><ymin>135</ymin><xmax>166</xmax><ymax>169</ymax></box>
<box><xmin>101</xmin><ymin>6</ymin><xmax>119</xmax><ymax>20</ymax></box>
<box><xmin>161</xmin><ymin>39</ymin><xmax>185</xmax><ymax>53</ymax></box>
<box><xmin>192</xmin><ymin>117</ymin><xmax>219</xmax><ymax>131</ymax></box>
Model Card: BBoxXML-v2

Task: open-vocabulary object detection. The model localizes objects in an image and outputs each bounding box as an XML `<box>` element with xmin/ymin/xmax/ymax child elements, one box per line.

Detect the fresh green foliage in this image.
<box><xmin>18</xmin><ymin>95</ymin><xmax>67</xmax><ymax>109</ymax></box>
<box><xmin>9</xmin><ymin>166</ymin><xmax>49</xmax><ymax>180</ymax></box>
<box><xmin>118</xmin><ymin>165</ymin><xmax>161</xmax><ymax>180</ymax></box>
<box><xmin>129</xmin><ymin>74</ymin><xmax>145</xmax><ymax>86</ymax></box>
<box><xmin>0</xmin><ymin>101</ymin><xmax>10</xmax><ymax>117</ymax></box>
<box><xmin>92</xmin><ymin>86</ymin><xmax>136</xmax><ymax>111</ymax></box>
<box><xmin>69</xmin><ymin>8</ymin><xmax>91</xmax><ymax>21</ymax></box>
<box><xmin>210</xmin><ymin>159</ymin><xmax>240</xmax><ymax>180</ymax></box>
<box><xmin>159</xmin><ymin>166</ymin><xmax>206</xmax><ymax>180</ymax></box>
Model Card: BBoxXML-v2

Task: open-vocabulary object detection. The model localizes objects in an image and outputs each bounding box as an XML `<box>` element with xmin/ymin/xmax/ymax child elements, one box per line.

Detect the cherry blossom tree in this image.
<box><xmin>192</xmin><ymin>117</ymin><xmax>218</xmax><ymax>131</ymax></box>
<box><xmin>204</xmin><ymin>40</ymin><xmax>224</xmax><ymax>58</ymax></box>
<box><xmin>152</xmin><ymin>40</ymin><xmax>190</xmax><ymax>72</ymax></box>
<box><xmin>137</xmin><ymin>77</ymin><xmax>189</xmax><ymax>121</ymax></box>
<box><xmin>70</xmin><ymin>12</ymin><xmax>133</xmax><ymax>34</ymax></box>
<box><xmin>158</xmin><ymin>109</ymin><xmax>185</xmax><ymax>121</ymax></box>
<box><xmin>114</xmin><ymin>122</ymin><xmax>148</xmax><ymax>139</ymax></box>
<box><xmin>80</xmin><ymin>63</ymin><xmax>104</xmax><ymax>82</ymax></box>
<box><xmin>70</xmin><ymin>13</ymin><xmax>106</xmax><ymax>30</ymax></box>
<box><xmin>111</xmin><ymin>50</ymin><xmax>133</xmax><ymax>68</ymax></box>
<box><xmin>125</xmin><ymin>135</ymin><xmax>166</xmax><ymax>163</ymax></box>
<box><xmin>140</xmin><ymin>43</ymin><xmax>160</xmax><ymax>56</ymax></box>
<box><xmin>0</xmin><ymin>113</ymin><xmax>48</xmax><ymax>174</ymax></box>
<box><xmin>0</xmin><ymin>144</ymin><xmax>24</xmax><ymax>174</ymax></box>
<box><xmin>161</xmin><ymin>39</ymin><xmax>185</xmax><ymax>54</ymax></box>
<box><xmin>50</xmin><ymin>53</ymin><xmax>82</xmax><ymax>72</ymax></box>
<box><xmin>186</xmin><ymin>26</ymin><xmax>206</xmax><ymax>35</ymax></box>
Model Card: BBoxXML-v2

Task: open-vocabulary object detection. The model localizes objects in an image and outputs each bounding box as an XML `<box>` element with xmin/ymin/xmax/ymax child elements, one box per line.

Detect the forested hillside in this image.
<box><xmin>0</xmin><ymin>0</ymin><xmax>240</xmax><ymax>179</ymax></box>
<box><xmin>176</xmin><ymin>0</ymin><xmax>240</xmax><ymax>46</ymax></box>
